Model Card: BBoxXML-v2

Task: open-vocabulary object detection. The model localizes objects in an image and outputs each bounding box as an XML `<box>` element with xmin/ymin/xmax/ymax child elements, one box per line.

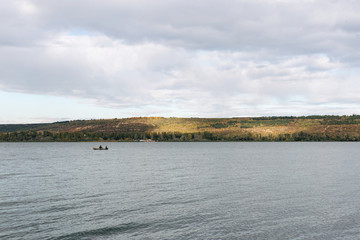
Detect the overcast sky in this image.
<box><xmin>1</xmin><ymin>0</ymin><xmax>360</xmax><ymax>123</ymax></box>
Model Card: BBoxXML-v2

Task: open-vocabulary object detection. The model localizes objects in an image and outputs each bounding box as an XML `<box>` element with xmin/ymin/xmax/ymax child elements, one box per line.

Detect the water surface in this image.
<box><xmin>1</xmin><ymin>142</ymin><xmax>360</xmax><ymax>239</ymax></box>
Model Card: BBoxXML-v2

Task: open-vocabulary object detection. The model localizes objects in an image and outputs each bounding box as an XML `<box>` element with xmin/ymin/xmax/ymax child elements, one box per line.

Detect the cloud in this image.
<box><xmin>0</xmin><ymin>0</ymin><xmax>360</xmax><ymax>118</ymax></box>
<box><xmin>29</xmin><ymin>1</ymin><xmax>360</xmax><ymax>55</ymax></box>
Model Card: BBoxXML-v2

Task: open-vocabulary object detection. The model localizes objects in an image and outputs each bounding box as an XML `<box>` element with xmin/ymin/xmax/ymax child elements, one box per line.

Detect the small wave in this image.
<box><xmin>0</xmin><ymin>172</ymin><xmax>26</xmax><ymax>179</ymax></box>
<box><xmin>0</xmin><ymin>199</ymin><xmax>35</xmax><ymax>208</ymax></box>
<box><xmin>148</xmin><ymin>197</ymin><xmax>200</xmax><ymax>208</ymax></box>
<box><xmin>35</xmin><ymin>204</ymin><xmax>81</xmax><ymax>214</ymax></box>
<box><xmin>53</xmin><ymin>222</ymin><xmax>150</xmax><ymax>240</ymax></box>
<box><xmin>28</xmin><ymin>174</ymin><xmax>55</xmax><ymax>178</ymax></box>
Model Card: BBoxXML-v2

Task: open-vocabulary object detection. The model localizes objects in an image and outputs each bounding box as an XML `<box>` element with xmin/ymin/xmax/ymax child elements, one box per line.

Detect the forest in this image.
<box><xmin>1</xmin><ymin>115</ymin><xmax>360</xmax><ymax>142</ymax></box>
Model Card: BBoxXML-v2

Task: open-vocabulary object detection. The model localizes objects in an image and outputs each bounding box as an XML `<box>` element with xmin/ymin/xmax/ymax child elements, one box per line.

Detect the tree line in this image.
<box><xmin>1</xmin><ymin>130</ymin><xmax>359</xmax><ymax>142</ymax></box>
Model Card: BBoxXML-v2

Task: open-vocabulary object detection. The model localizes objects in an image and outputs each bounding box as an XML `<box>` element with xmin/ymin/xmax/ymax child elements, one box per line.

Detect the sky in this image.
<box><xmin>1</xmin><ymin>0</ymin><xmax>360</xmax><ymax>123</ymax></box>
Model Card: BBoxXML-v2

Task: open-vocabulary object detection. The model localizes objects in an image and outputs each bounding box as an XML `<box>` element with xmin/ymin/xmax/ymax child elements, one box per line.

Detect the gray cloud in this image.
<box><xmin>0</xmin><ymin>0</ymin><xmax>360</xmax><ymax>117</ymax></box>
<box><xmin>31</xmin><ymin>1</ymin><xmax>360</xmax><ymax>55</ymax></box>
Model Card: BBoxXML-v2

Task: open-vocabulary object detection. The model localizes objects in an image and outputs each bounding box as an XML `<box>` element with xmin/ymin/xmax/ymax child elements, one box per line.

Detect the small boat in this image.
<box><xmin>93</xmin><ymin>146</ymin><xmax>108</xmax><ymax>150</ymax></box>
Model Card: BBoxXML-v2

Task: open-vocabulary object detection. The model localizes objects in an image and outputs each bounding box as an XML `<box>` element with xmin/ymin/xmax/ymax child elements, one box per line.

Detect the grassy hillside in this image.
<box><xmin>1</xmin><ymin>115</ymin><xmax>360</xmax><ymax>141</ymax></box>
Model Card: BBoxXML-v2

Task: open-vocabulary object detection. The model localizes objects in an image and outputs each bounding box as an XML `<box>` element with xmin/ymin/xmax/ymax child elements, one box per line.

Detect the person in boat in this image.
<box><xmin>99</xmin><ymin>145</ymin><xmax>103</xmax><ymax>149</ymax></box>
<box><xmin>105</xmin><ymin>146</ymin><xmax>108</xmax><ymax>150</ymax></box>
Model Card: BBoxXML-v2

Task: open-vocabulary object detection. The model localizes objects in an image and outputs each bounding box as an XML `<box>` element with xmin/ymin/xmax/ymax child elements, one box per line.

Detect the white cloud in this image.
<box><xmin>17</xmin><ymin>0</ymin><xmax>38</xmax><ymax>15</ymax></box>
<box><xmin>0</xmin><ymin>0</ymin><xmax>360</xmax><ymax>121</ymax></box>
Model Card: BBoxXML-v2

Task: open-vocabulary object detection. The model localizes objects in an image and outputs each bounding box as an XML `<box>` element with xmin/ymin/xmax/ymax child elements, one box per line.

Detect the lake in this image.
<box><xmin>1</xmin><ymin>142</ymin><xmax>360</xmax><ymax>239</ymax></box>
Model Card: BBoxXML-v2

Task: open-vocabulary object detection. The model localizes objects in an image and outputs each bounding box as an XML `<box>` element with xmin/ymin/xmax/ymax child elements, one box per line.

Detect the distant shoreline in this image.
<box><xmin>1</xmin><ymin>115</ymin><xmax>360</xmax><ymax>142</ymax></box>
<box><xmin>0</xmin><ymin>140</ymin><xmax>358</xmax><ymax>143</ymax></box>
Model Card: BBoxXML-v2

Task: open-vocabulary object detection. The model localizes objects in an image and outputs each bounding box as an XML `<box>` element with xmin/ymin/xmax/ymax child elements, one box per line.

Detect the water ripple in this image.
<box><xmin>53</xmin><ymin>222</ymin><xmax>151</xmax><ymax>240</ymax></box>
<box><xmin>1</xmin><ymin>142</ymin><xmax>360</xmax><ymax>240</ymax></box>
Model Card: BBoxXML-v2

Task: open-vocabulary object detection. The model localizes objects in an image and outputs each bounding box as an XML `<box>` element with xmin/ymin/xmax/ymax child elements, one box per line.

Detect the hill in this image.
<box><xmin>1</xmin><ymin>115</ymin><xmax>360</xmax><ymax>141</ymax></box>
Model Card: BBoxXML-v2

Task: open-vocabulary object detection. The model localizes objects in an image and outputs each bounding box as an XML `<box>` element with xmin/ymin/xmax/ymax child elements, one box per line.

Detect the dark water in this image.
<box><xmin>1</xmin><ymin>142</ymin><xmax>360</xmax><ymax>240</ymax></box>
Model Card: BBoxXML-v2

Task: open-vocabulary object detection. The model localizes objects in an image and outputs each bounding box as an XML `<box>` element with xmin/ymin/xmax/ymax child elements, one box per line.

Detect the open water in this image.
<box><xmin>1</xmin><ymin>142</ymin><xmax>360</xmax><ymax>239</ymax></box>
